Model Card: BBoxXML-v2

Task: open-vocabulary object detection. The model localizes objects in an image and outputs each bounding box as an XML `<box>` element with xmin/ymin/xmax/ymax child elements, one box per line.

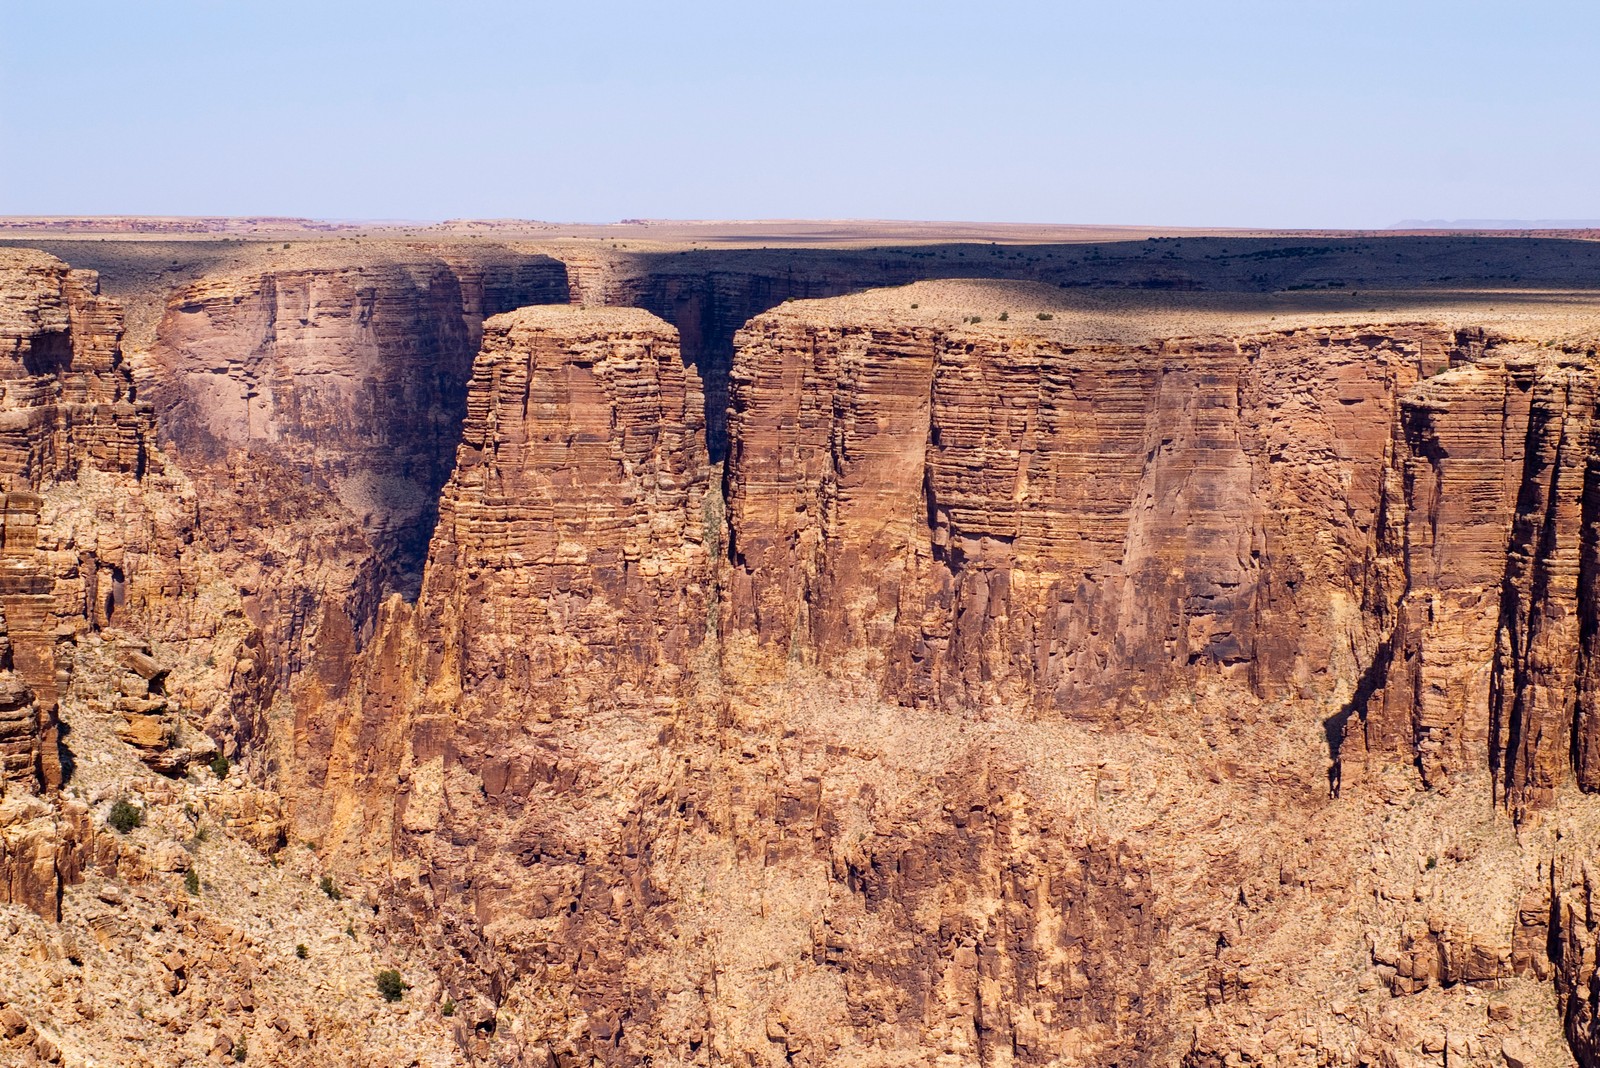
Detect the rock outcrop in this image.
<box><xmin>142</xmin><ymin>252</ymin><xmax>570</xmax><ymax>813</ymax></box>
<box><xmin>0</xmin><ymin>249</ymin><xmax>157</xmax><ymax>794</ymax></box>
<box><xmin>21</xmin><ymin>235</ymin><xmax>1600</xmax><ymax>1066</ymax></box>
<box><xmin>724</xmin><ymin>292</ymin><xmax>1454</xmax><ymax>720</ymax></box>
<box><xmin>310</xmin><ymin>305</ymin><xmax>711</xmax><ymax>855</ymax></box>
<box><xmin>311</xmin><ymin>303</ymin><xmax>1195</xmax><ymax>1066</ymax></box>
<box><xmin>279</xmin><ymin>281</ymin><xmax>1600</xmax><ymax>1068</ymax></box>
<box><xmin>0</xmin><ymin>249</ymin><xmax>149</xmax><ymax>489</ymax></box>
<box><xmin>1338</xmin><ymin>341</ymin><xmax>1600</xmax><ymax>820</ymax></box>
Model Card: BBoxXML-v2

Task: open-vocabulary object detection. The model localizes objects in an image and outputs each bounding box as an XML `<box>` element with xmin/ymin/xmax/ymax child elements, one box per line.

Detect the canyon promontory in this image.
<box><xmin>5</xmin><ymin>223</ymin><xmax>1600</xmax><ymax>1067</ymax></box>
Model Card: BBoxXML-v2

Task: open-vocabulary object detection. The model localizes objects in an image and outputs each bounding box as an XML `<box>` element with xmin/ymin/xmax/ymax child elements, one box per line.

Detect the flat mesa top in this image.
<box><xmin>0</xmin><ymin>247</ymin><xmax>68</xmax><ymax>271</ymax></box>
<box><xmin>486</xmin><ymin>304</ymin><xmax>674</xmax><ymax>336</ymax></box>
<box><xmin>0</xmin><ymin>217</ymin><xmax>1379</xmax><ymax>246</ymax></box>
<box><xmin>8</xmin><ymin>226</ymin><xmax>1600</xmax><ymax>351</ymax></box>
<box><xmin>762</xmin><ymin>278</ymin><xmax>1600</xmax><ymax>346</ymax></box>
<box><xmin>6</xmin><ymin>217</ymin><xmax>1600</xmax><ymax>250</ymax></box>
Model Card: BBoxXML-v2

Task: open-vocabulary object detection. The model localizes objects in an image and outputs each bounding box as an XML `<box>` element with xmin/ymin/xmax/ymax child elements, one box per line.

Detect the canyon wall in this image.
<box><xmin>336</xmin><ymin>304</ymin><xmax>1180</xmax><ymax>1066</ymax></box>
<box><xmin>312</xmin><ymin>281</ymin><xmax>1600</xmax><ymax>1067</ymax></box>
<box><xmin>141</xmin><ymin>251</ymin><xmax>569</xmax><ymax>805</ymax></box>
<box><xmin>1339</xmin><ymin>341</ymin><xmax>1600</xmax><ymax>819</ymax></box>
<box><xmin>723</xmin><ymin>303</ymin><xmax>1455</xmax><ymax>717</ymax></box>
<box><xmin>0</xmin><ymin>249</ymin><xmax>157</xmax><ymax>920</ymax></box>
<box><xmin>16</xmin><ymin>237</ymin><xmax>1600</xmax><ymax>1066</ymax></box>
<box><xmin>572</xmin><ymin>235</ymin><xmax>1600</xmax><ymax>462</ymax></box>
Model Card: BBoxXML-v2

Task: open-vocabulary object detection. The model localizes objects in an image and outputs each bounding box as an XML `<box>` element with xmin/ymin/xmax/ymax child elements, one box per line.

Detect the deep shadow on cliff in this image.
<box><xmin>580</xmin><ymin>235</ymin><xmax>1600</xmax><ymax>459</ymax></box>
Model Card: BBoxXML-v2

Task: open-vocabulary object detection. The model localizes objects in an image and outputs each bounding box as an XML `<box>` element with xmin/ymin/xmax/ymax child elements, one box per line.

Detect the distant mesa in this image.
<box><xmin>1390</xmin><ymin>218</ymin><xmax>1600</xmax><ymax>229</ymax></box>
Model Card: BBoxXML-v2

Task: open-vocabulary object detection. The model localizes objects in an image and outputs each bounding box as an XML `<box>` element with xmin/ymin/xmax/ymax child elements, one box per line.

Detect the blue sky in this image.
<box><xmin>2</xmin><ymin>0</ymin><xmax>1596</xmax><ymax>226</ymax></box>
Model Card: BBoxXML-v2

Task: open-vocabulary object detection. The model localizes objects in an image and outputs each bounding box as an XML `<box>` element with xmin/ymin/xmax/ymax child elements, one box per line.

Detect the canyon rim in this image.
<box><xmin>3</xmin><ymin>220</ymin><xmax>1600</xmax><ymax>1068</ymax></box>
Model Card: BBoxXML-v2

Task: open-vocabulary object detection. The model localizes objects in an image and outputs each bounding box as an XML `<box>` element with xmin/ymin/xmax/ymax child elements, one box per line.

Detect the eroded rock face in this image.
<box><xmin>0</xmin><ymin>250</ymin><xmax>149</xmax><ymax>488</ymax></box>
<box><xmin>0</xmin><ymin>671</ymin><xmax>39</xmax><ymax>790</ymax></box>
<box><xmin>151</xmin><ymin>256</ymin><xmax>566</xmax><ymax>579</ymax></box>
<box><xmin>142</xmin><ymin>253</ymin><xmax>570</xmax><ymax>794</ymax></box>
<box><xmin>1337</xmin><ymin>343</ymin><xmax>1600</xmax><ymax>820</ymax></box>
<box><xmin>24</xmin><ymin>238</ymin><xmax>1600</xmax><ymax>1067</ymax></box>
<box><xmin>0</xmin><ymin>250</ymin><xmax>158</xmax><ymax>794</ymax></box>
<box><xmin>306</xmin><ymin>306</ymin><xmax>710</xmax><ymax>857</ymax></box>
<box><xmin>724</xmin><ymin>310</ymin><xmax>1455</xmax><ymax>717</ymax></box>
<box><xmin>316</xmin><ymin>306</ymin><xmax>1183</xmax><ymax>1066</ymax></box>
<box><xmin>0</xmin><ymin>250</ymin><xmax>163</xmax><ymax>922</ymax></box>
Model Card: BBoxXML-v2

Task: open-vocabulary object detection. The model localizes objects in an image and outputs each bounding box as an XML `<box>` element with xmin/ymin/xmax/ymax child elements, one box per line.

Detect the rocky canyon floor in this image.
<box><xmin>4</xmin><ymin>221</ymin><xmax>1600</xmax><ymax>1068</ymax></box>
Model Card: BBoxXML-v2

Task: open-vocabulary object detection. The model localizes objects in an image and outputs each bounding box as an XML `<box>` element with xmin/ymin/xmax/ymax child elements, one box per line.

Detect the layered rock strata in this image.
<box><xmin>0</xmin><ymin>250</ymin><xmax>148</xmax><ymax>488</ymax></box>
<box><xmin>342</xmin><ymin>303</ymin><xmax>1175</xmax><ymax>1064</ymax></box>
<box><xmin>311</xmin><ymin>305</ymin><xmax>709</xmax><ymax>852</ymax></box>
<box><xmin>562</xmin><ymin>234</ymin><xmax>1600</xmax><ymax>462</ymax></box>
<box><xmin>149</xmin><ymin>253</ymin><xmax>569</xmax><ymax>593</ymax></box>
<box><xmin>143</xmin><ymin>253</ymin><xmax>569</xmax><ymax>814</ymax></box>
<box><xmin>19</xmin><ymin>237</ymin><xmax>1600</xmax><ymax>1066</ymax></box>
<box><xmin>723</xmin><ymin>297</ymin><xmax>1454</xmax><ymax>719</ymax></box>
<box><xmin>0</xmin><ymin>249</ymin><xmax>157</xmax><ymax>788</ymax></box>
<box><xmin>1338</xmin><ymin>342</ymin><xmax>1600</xmax><ymax>821</ymax></box>
<box><xmin>130</xmin><ymin>271</ymin><xmax>1600</xmax><ymax>1067</ymax></box>
<box><xmin>0</xmin><ymin>249</ymin><xmax>162</xmax><ymax>921</ymax></box>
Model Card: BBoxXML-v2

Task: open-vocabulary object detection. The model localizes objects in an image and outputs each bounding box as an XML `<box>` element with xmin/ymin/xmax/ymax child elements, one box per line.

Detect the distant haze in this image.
<box><xmin>2</xmin><ymin>0</ymin><xmax>1596</xmax><ymax>229</ymax></box>
<box><xmin>1392</xmin><ymin>220</ymin><xmax>1600</xmax><ymax>229</ymax></box>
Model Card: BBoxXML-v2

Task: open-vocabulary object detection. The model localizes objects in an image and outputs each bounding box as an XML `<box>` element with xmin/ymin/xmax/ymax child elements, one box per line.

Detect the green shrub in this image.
<box><xmin>295</xmin><ymin>944</ymin><xmax>308</xmax><ymax>960</ymax></box>
<box><xmin>210</xmin><ymin>754</ymin><xmax>230</xmax><ymax>780</ymax></box>
<box><xmin>107</xmin><ymin>799</ymin><xmax>144</xmax><ymax>834</ymax></box>
<box><xmin>441</xmin><ymin>998</ymin><xmax>456</xmax><ymax>1017</ymax></box>
<box><xmin>319</xmin><ymin>875</ymin><xmax>342</xmax><ymax>900</ymax></box>
<box><xmin>998</xmin><ymin>311</ymin><xmax>1009</xmax><ymax>321</ymax></box>
<box><xmin>234</xmin><ymin>1045</ymin><xmax>246</xmax><ymax>1063</ymax></box>
<box><xmin>184</xmin><ymin>869</ymin><xmax>200</xmax><ymax>895</ymax></box>
<box><xmin>1037</xmin><ymin>312</ymin><xmax>1054</xmax><ymax>320</ymax></box>
<box><xmin>376</xmin><ymin>969</ymin><xmax>408</xmax><ymax>1002</ymax></box>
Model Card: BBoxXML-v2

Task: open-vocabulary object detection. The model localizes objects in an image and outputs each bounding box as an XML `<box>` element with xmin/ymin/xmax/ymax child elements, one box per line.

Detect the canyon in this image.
<box><xmin>4</xmin><ymin>225</ymin><xmax>1600</xmax><ymax>1067</ymax></box>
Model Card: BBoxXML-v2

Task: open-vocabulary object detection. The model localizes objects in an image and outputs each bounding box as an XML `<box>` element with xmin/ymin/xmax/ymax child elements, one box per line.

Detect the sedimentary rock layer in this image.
<box><xmin>325</xmin><ymin>304</ymin><xmax>1187</xmax><ymax>1066</ymax></box>
<box><xmin>0</xmin><ymin>249</ymin><xmax>149</xmax><ymax>489</ymax></box>
<box><xmin>141</xmin><ymin>253</ymin><xmax>570</xmax><ymax>821</ymax></box>
<box><xmin>724</xmin><ymin>297</ymin><xmax>1456</xmax><ymax>720</ymax></box>
<box><xmin>1332</xmin><ymin>338</ymin><xmax>1600</xmax><ymax>820</ymax></box>
<box><xmin>0</xmin><ymin>249</ymin><xmax>162</xmax><ymax>921</ymax></box>
<box><xmin>0</xmin><ymin>250</ymin><xmax>157</xmax><ymax>791</ymax></box>
<box><xmin>149</xmin><ymin>253</ymin><xmax>569</xmax><ymax>588</ymax></box>
<box><xmin>309</xmin><ymin>305</ymin><xmax>708</xmax><ymax>845</ymax></box>
<box><xmin>19</xmin><ymin>236</ymin><xmax>1600</xmax><ymax>1066</ymax></box>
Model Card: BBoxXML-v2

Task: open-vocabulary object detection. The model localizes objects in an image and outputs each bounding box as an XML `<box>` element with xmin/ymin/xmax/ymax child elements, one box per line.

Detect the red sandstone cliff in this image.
<box><xmin>295</xmin><ymin>281</ymin><xmax>1600</xmax><ymax>1067</ymax></box>
<box><xmin>17</xmin><ymin>240</ymin><xmax>1600</xmax><ymax>1065</ymax></box>
<box><xmin>722</xmin><ymin>295</ymin><xmax>1461</xmax><ymax>720</ymax></box>
<box><xmin>0</xmin><ymin>249</ymin><xmax>156</xmax><ymax>919</ymax></box>
<box><xmin>141</xmin><ymin>251</ymin><xmax>569</xmax><ymax>813</ymax></box>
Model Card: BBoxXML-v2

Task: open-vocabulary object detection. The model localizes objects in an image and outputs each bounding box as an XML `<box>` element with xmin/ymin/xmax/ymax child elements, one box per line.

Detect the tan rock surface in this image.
<box><xmin>12</xmin><ymin>234</ymin><xmax>1600</xmax><ymax>1066</ymax></box>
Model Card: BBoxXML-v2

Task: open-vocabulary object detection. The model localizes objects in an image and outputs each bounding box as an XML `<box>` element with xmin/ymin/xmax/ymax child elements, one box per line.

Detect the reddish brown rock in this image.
<box><xmin>0</xmin><ymin>669</ymin><xmax>40</xmax><ymax>791</ymax></box>
<box><xmin>0</xmin><ymin>794</ymin><xmax>55</xmax><ymax>914</ymax></box>
<box><xmin>310</xmin><ymin>305</ymin><xmax>709</xmax><ymax>856</ymax></box>
<box><xmin>140</xmin><ymin>252</ymin><xmax>570</xmax><ymax>788</ymax></box>
<box><xmin>19</xmin><ymin>237</ymin><xmax>1600</xmax><ymax>1067</ymax></box>
<box><xmin>0</xmin><ymin>249</ymin><xmax>149</xmax><ymax>488</ymax></box>
<box><xmin>1342</xmin><ymin>341</ymin><xmax>1600</xmax><ymax>813</ymax></box>
<box><xmin>724</xmin><ymin>294</ymin><xmax>1446</xmax><ymax>717</ymax></box>
<box><xmin>1343</xmin><ymin>342</ymin><xmax>1533</xmax><ymax>789</ymax></box>
<box><xmin>0</xmin><ymin>251</ymin><xmax>160</xmax><ymax>793</ymax></box>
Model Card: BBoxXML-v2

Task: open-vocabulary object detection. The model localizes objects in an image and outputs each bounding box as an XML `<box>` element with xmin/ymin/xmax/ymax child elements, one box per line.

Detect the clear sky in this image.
<box><xmin>2</xmin><ymin>0</ymin><xmax>1596</xmax><ymax>227</ymax></box>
